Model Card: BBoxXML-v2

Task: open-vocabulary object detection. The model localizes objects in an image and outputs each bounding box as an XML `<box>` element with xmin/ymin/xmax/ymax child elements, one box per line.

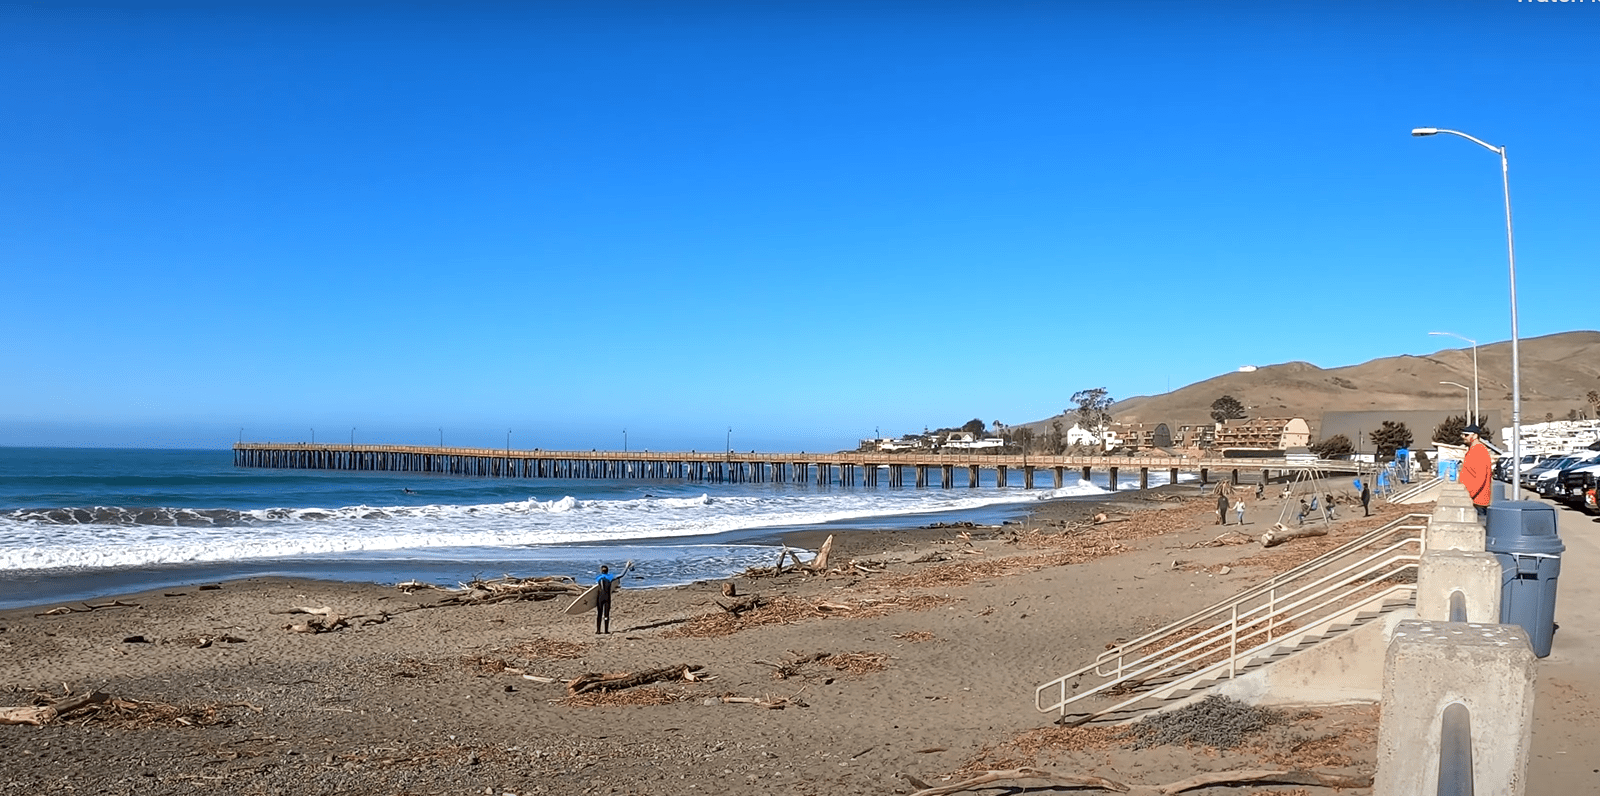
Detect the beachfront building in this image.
<box><xmin>1112</xmin><ymin>422</ymin><xmax>1174</xmax><ymax>452</ymax></box>
<box><xmin>1061</xmin><ymin>422</ymin><xmax>1116</xmax><ymax>451</ymax></box>
<box><xmin>1174</xmin><ymin>424</ymin><xmax>1215</xmax><ymax>450</ymax></box>
<box><xmin>858</xmin><ymin>436</ymin><xmax>929</xmax><ymax>453</ymax></box>
<box><xmin>1213</xmin><ymin>417</ymin><xmax>1311</xmax><ymax>452</ymax></box>
<box><xmin>941</xmin><ymin>432</ymin><xmax>1006</xmax><ymax>450</ymax></box>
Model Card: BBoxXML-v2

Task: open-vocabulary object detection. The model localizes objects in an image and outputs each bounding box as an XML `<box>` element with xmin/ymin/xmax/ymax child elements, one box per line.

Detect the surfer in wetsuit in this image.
<box><xmin>595</xmin><ymin>565</ymin><xmax>624</xmax><ymax>634</ymax></box>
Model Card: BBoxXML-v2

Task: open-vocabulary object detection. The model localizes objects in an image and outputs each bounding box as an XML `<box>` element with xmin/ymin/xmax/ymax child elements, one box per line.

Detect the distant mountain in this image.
<box><xmin>1035</xmin><ymin>330</ymin><xmax>1600</xmax><ymax>438</ymax></box>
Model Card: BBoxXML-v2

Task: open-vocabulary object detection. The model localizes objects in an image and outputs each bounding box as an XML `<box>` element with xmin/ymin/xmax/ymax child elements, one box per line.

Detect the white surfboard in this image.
<box><xmin>563</xmin><ymin>561</ymin><xmax>631</xmax><ymax>616</ymax></box>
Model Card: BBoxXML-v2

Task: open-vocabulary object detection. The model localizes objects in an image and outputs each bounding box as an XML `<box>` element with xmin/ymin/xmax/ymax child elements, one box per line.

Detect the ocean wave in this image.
<box><xmin>0</xmin><ymin>481</ymin><xmax>1115</xmax><ymax>572</ymax></box>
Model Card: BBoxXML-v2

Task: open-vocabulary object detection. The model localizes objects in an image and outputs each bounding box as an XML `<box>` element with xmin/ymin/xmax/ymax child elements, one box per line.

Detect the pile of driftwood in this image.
<box><xmin>399</xmin><ymin>574</ymin><xmax>579</xmax><ymax>606</ymax></box>
<box><xmin>739</xmin><ymin>535</ymin><xmax>834</xmax><ymax>578</ymax></box>
<box><xmin>275</xmin><ymin>605</ymin><xmax>393</xmax><ymax>633</ymax></box>
<box><xmin>755</xmin><ymin>650</ymin><xmax>889</xmax><ymax>680</ymax></box>
<box><xmin>0</xmin><ymin>690</ymin><xmax>252</xmax><ymax>728</ymax></box>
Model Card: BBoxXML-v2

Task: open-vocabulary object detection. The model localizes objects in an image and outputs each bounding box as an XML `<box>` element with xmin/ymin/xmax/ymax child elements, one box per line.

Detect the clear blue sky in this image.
<box><xmin>3</xmin><ymin>0</ymin><xmax>1596</xmax><ymax>452</ymax></box>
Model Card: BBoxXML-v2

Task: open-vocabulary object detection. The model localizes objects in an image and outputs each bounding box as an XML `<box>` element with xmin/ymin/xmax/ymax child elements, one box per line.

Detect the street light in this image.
<box><xmin>1429</xmin><ymin>331</ymin><xmax>1479</xmax><ymax>423</ymax></box>
<box><xmin>623</xmin><ymin>428</ymin><xmax>628</xmax><ymax>452</ymax></box>
<box><xmin>350</xmin><ymin>427</ymin><xmax>355</xmax><ymax>448</ymax></box>
<box><xmin>1441</xmin><ymin>381</ymin><xmax>1471</xmax><ymax>421</ymax></box>
<box><xmin>439</xmin><ymin>428</ymin><xmax>443</xmax><ymax>447</ymax></box>
<box><xmin>726</xmin><ymin>427</ymin><xmax>732</xmax><ymax>456</ymax></box>
<box><xmin>1412</xmin><ymin>127</ymin><xmax>1523</xmax><ymax>497</ymax></box>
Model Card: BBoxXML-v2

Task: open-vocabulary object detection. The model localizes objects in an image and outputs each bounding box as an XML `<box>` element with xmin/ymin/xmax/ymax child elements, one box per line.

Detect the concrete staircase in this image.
<box><xmin>1063</xmin><ymin>594</ymin><xmax>1414</xmax><ymax>726</ymax></box>
<box><xmin>1035</xmin><ymin>513</ymin><xmax>1432</xmax><ymax>727</ymax></box>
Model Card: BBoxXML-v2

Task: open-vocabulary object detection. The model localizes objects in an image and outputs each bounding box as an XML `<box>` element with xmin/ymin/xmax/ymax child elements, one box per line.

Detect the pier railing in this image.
<box><xmin>232</xmin><ymin>442</ymin><xmax>1358</xmax><ymax>488</ymax></box>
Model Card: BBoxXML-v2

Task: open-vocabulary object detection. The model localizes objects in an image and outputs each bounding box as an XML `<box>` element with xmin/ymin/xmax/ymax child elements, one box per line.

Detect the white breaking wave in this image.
<box><xmin>0</xmin><ymin>480</ymin><xmax>1117</xmax><ymax>572</ymax></box>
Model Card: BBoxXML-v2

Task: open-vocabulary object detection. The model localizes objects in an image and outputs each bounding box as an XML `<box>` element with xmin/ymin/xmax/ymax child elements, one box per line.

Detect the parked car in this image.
<box><xmin>1536</xmin><ymin>451</ymin><xmax>1600</xmax><ymax>498</ymax></box>
<box><xmin>1556</xmin><ymin>453</ymin><xmax>1600</xmax><ymax>504</ymax></box>
<box><xmin>1522</xmin><ymin>453</ymin><xmax>1582</xmax><ymax>490</ymax></box>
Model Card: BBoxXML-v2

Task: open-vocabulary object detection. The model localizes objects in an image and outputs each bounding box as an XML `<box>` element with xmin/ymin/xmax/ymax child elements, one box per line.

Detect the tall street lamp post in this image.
<box><xmin>1441</xmin><ymin>381</ymin><xmax>1471</xmax><ymax>422</ymax></box>
<box><xmin>1429</xmin><ymin>331</ymin><xmax>1479</xmax><ymax>423</ymax></box>
<box><xmin>1412</xmin><ymin>127</ymin><xmax>1522</xmax><ymax>497</ymax></box>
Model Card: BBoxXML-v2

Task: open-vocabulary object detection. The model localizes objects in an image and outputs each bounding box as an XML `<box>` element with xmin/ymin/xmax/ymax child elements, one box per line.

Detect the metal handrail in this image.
<box><xmin>1091</xmin><ymin>513</ymin><xmax>1428</xmax><ymax>669</ymax></box>
<box><xmin>1095</xmin><ymin>536</ymin><xmax>1421</xmax><ymax>679</ymax></box>
<box><xmin>1055</xmin><ymin>581</ymin><xmax>1416</xmax><ymax>722</ymax></box>
<box><xmin>1060</xmin><ymin>553</ymin><xmax>1418</xmax><ymax>711</ymax></box>
<box><xmin>1439</xmin><ymin>702</ymin><xmax>1475</xmax><ymax>796</ymax></box>
<box><xmin>1037</xmin><ymin>514</ymin><xmax>1427</xmax><ymax>720</ymax></box>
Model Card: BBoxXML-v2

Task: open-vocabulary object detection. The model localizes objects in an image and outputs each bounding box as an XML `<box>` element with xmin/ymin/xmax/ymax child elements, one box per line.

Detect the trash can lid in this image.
<box><xmin>1484</xmin><ymin>500</ymin><xmax>1565</xmax><ymax>556</ymax></box>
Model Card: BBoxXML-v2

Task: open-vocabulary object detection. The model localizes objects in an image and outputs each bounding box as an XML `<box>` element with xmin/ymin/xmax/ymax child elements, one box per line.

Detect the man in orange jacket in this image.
<box><xmin>1459</xmin><ymin>424</ymin><xmax>1493</xmax><ymax>521</ymax></box>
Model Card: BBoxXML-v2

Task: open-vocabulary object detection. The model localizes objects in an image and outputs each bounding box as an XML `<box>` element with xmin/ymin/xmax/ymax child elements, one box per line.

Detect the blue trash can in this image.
<box><xmin>1484</xmin><ymin>500</ymin><xmax>1563</xmax><ymax>657</ymax></box>
<box><xmin>1439</xmin><ymin>460</ymin><xmax>1460</xmax><ymax>481</ymax></box>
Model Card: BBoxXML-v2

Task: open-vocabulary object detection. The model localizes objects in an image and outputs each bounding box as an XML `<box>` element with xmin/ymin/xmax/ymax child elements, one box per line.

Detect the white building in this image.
<box><xmin>942</xmin><ymin>432</ymin><xmax>1005</xmax><ymax>450</ymax></box>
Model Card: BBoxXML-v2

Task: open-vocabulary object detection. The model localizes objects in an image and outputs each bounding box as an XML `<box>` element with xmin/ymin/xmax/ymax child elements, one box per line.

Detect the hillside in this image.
<box><xmin>1031</xmin><ymin>330</ymin><xmax>1600</xmax><ymax>439</ymax></box>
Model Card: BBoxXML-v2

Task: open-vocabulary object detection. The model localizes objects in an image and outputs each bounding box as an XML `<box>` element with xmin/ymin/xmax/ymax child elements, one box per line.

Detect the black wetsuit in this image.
<box><xmin>595</xmin><ymin>572</ymin><xmax>621</xmax><ymax>634</ymax></box>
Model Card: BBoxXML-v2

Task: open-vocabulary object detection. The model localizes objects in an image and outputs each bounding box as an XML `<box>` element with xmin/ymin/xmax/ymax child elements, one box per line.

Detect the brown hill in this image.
<box><xmin>1036</xmin><ymin>330</ymin><xmax>1600</xmax><ymax>439</ymax></box>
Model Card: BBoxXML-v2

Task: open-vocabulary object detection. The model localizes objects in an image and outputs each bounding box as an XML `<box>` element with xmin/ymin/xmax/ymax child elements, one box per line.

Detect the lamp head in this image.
<box><xmin>1411</xmin><ymin>127</ymin><xmax>1439</xmax><ymax>137</ymax></box>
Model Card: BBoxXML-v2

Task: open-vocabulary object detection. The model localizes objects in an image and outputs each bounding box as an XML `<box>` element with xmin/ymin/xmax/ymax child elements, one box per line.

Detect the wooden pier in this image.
<box><xmin>233</xmin><ymin>443</ymin><xmax>1353</xmax><ymax>490</ymax></box>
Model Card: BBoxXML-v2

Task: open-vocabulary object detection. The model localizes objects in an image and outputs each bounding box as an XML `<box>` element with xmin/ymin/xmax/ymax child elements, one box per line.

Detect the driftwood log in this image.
<box><xmin>0</xmin><ymin>691</ymin><xmax>109</xmax><ymax>726</ymax></box>
<box><xmin>34</xmin><ymin>600</ymin><xmax>140</xmax><ymax>617</ymax></box>
<box><xmin>810</xmin><ymin>534</ymin><xmax>834</xmax><ymax>571</ymax></box>
<box><xmin>1260</xmin><ymin>523</ymin><xmax>1330</xmax><ymax>547</ymax></box>
<box><xmin>567</xmin><ymin>664</ymin><xmax>703</xmax><ymax>695</ymax></box>
<box><xmin>902</xmin><ymin>766</ymin><xmax>1372</xmax><ymax>796</ymax></box>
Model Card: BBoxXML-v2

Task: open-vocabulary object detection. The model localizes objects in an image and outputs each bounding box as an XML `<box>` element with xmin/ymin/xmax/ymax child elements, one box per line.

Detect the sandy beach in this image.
<box><xmin>1</xmin><ymin>485</ymin><xmax>1425</xmax><ymax>795</ymax></box>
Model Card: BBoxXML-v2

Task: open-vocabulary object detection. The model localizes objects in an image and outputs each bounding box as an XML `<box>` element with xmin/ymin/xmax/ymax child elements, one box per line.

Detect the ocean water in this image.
<box><xmin>0</xmin><ymin>447</ymin><xmax>1167</xmax><ymax>609</ymax></box>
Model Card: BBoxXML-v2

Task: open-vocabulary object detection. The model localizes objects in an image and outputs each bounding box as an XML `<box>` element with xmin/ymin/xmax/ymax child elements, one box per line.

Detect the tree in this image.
<box><xmin>1071</xmin><ymin>388</ymin><xmax>1114</xmax><ymax>445</ymax></box>
<box><xmin>1011</xmin><ymin>426</ymin><xmax>1036</xmax><ymax>453</ymax></box>
<box><xmin>962</xmin><ymin>418</ymin><xmax>986</xmax><ymax>436</ymax></box>
<box><xmin>1046</xmin><ymin>419</ymin><xmax>1065</xmax><ymax>455</ymax></box>
<box><xmin>1309</xmin><ymin>434</ymin><xmax>1353</xmax><ymax>459</ymax></box>
<box><xmin>1369</xmin><ymin>421</ymin><xmax>1413</xmax><ymax>460</ymax></box>
<box><xmin>1432</xmin><ymin>414</ymin><xmax>1495</xmax><ymax>445</ymax></box>
<box><xmin>1210</xmin><ymin>395</ymin><xmax>1247</xmax><ymax>423</ymax></box>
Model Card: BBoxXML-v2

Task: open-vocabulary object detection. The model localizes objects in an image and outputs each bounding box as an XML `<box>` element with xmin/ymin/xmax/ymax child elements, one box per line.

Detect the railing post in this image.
<box><xmin>1375</xmin><ymin>620</ymin><xmax>1535</xmax><ymax>796</ymax></box>
<box><xmin>1229</xmin><ymin>604</ymin><xmax>1238</xmax><ymax>679</ymax></box>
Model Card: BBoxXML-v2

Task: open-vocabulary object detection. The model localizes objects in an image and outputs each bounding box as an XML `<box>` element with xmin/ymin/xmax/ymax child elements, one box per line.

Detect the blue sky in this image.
<box><xmin>2</xmin><ymin>0</ymin><xmax>1596</xmax><ymax>452</ymax></box>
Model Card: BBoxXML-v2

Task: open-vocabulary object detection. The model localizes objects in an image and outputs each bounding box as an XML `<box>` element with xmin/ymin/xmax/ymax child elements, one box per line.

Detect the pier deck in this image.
<box><xmin>232</xmin><ymin>443</ymin><xmax>1355</xmax><ymax>489</ymax></box>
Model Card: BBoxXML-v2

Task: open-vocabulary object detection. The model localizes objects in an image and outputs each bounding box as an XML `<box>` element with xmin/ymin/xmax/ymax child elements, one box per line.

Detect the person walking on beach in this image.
<box><xmin>1460</xmin><ymin>424</ymin><xmax>1494</xmax><ymax>521</ymax></box>
<box><xmin>1360</xmin><ymin>481</ymin><xmax>1371</xmax><ymax>516</ymax></box>
<box><xmin>594</xmin><ymin>564</ymin><xmax>626</xmax><ymax>635</ymax></box>
<box><xmin>1255</xmin><ymin>482</ymin><xmax>1264</xmax><ymax>501</ymax></box>
<box><xmin>1216</xmin><ymin>492</ymin><xmax>1230</xmax><ymax>525</ymax></box>
<box><xmin>1234</xmin><ymin>499</ymin><xmax>1246</xmax><ymax>526</ymax></box>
